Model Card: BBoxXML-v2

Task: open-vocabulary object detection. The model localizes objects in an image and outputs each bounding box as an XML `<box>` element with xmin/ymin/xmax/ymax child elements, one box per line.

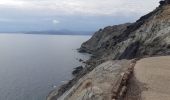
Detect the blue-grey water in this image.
<box><xmin>0</xmin><ymin>34</ymin><xmax>90</xmax><ymax>100</ymax></box>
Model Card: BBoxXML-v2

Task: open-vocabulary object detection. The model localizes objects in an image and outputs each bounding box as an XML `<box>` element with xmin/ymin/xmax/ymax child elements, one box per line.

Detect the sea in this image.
<box><xmin>0</xmin><ymin>33</ymin><xmax>91</xmax><ymax>100</ymax></box>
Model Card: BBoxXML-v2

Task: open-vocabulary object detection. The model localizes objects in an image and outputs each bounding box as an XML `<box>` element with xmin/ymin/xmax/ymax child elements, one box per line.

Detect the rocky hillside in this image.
<box><xmin>79</xmin><ymin>0</ymin><xmax>170</xmax><ymax>60</ymax></box>
<box><xmin>47</xmin><ymin>1</ymin><xmax>170</xmax><ymax>100</ymax></box>
<box><xmin>79</xmin><ymin>23</ymin><xmax>131</xmax><ymax>54</ymax></box>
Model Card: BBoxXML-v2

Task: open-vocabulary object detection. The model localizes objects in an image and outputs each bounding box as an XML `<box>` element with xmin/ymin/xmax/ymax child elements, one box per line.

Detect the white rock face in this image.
<box><xmin>56</xmin><ymin>60</ymin><xmax>132</xmax><ymax>100</ymax></box>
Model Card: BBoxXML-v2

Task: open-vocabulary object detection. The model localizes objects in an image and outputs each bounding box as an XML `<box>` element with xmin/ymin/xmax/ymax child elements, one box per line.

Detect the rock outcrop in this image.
<box><xmin>79</xmin><ymin>23</ymin><xmax>131</xmax><ymax>54</ymax></box>
<box><xmin>79</xmin><ymin>2</ymin><xmax>170</xmax><ymax>60</ymax></box>
<box><xmin>47</xmin><ymin>60</ymin><xmax>136</xmax><ymax>100</ymax></box>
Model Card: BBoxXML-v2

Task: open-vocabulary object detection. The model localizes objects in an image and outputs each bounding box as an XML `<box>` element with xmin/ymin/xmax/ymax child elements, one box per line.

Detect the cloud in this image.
<box><xmin>0</xmin><ymin>0</ymin><xmax>159</xmax><ymax>16</ymax></box>
<box><xmin>52</xmin><ymin>20</ymin><xmax>60</xmax><ymax>24</ymax></box>
<box><xmin>0</xmin><ymin>0</ymin><xmax>160</xmax><ymax>32</ymax></box>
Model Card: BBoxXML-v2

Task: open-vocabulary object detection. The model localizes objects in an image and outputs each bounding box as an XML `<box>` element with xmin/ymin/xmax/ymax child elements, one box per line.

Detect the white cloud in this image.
<box><xmin>52</xmin><ymin>20</ymin><xmax>60</xmax><ymax>24</ymax></box>
<box><xmin>0</xmin><ymin>0</ymin><xmax>24</xmax><ymax>6</ymax></box>
<box><xmin>0</xmin><ymin>0</ymin><xmax>159</xmax><ymax>16</ymax></box>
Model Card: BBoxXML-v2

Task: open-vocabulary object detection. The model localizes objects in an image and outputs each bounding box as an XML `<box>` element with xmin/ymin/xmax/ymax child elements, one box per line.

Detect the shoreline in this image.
<box><xmin>47</xmin><ymin>45</ymin><xmax>140</xmax><ymax>100</ymax></box>
<box><xmin>47</xmin><ymin>54</ymin><xmax>105</xmax><ymax>100</ymax></box>
<box><xmin>47</xmin><ymin>56</ymin><xmax>138</xmax><ymax>100</ymax></box>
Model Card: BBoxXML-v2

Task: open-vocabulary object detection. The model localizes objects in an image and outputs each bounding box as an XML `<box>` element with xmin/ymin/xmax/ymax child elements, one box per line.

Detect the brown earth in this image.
<box><xmin>125</xmin><ymin>56</ymin><xmax>170</xmax><ymax>100</ymax></box>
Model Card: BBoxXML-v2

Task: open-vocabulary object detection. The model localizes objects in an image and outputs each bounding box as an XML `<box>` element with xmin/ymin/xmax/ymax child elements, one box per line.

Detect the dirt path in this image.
<box><xmin>125</xmin><ymin>56</ymin><xmax>170</xmax><ymax>100</ymax></box>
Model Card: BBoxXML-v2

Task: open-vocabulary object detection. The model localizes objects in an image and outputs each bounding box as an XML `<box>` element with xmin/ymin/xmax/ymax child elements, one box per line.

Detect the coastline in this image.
<box><xmin>47</xmin><ymin>1</ymin><xmax>170</xmax><ymax>100</ymax></box>
<box><xmin>47</xmin><ymin>56</ymin><xmax>137</xmax><ymax>100</ymax></box>
<box><xmin>47</xmin><ymin>52</ymin><xmax>106</xmax><ymax>100</ymax></box>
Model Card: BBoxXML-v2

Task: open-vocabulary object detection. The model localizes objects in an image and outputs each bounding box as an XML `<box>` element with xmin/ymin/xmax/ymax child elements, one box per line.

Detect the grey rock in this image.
<box><xmin>55</xmin><ymin>60</ymin><xmax>132</xmax><ymax>100</ymax></box>
<box><xmin>80</xmin><ymin>4</ymin><xmax>170</xmax><ymax>60</ymax></box>
<box><xmin>72</xmin><ymin>66</ymin><xmax>83</xmax><ymax>76</ymax></box>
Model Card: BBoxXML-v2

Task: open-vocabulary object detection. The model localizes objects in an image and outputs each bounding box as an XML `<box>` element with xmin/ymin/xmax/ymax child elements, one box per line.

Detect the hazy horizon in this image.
<box><xmin>0</xmin><ymin>0</ymin><xmax>159</xmax><ymax>32</ymax></box>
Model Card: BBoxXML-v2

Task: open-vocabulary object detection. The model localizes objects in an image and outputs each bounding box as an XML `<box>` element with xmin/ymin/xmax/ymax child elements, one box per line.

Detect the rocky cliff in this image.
<box><xmin>47</xmin><ymin>59</ymin><xmax>136</xmax><ymax>100</ymax></box>
<box><xmin>48</xmin><ymin>1</ymin><xmax>170</xmax><ymax>100</ymax></box>
<box><xmin>79</xmin><ymin>0</ymin><xmax>170</xmax><ymax>60</ymax></box>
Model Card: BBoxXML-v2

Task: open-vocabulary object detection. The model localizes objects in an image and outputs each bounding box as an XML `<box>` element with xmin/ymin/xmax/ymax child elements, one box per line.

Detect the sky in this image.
<box><xmin>0</xmin><ymin>0</ymin><xmax>160</xmax><ymax>32</ymax></box>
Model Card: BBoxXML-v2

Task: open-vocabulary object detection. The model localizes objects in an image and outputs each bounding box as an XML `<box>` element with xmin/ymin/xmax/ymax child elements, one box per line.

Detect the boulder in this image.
<box><xmin>72</xmin><ymin>66</ymin><xmax>83</xmax><ymax>76</ymax></box>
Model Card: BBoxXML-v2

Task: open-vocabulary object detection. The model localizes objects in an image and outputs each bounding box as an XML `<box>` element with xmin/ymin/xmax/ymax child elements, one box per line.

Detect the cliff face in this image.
<box><xmin>48</xmin><ymin>1</ymin><xmax>170</xmax><ymax>100</ymax></box>
<box><xmin>48</xmin><ymin>60</ymin><xmax>135</xmax><ymax>100</ymax></box>
<box><xmin>79</xmin><ymin>23</ymin><xmax>131</xmax><ymax>54</ymax></box>
<box><xmin>80</xmin><ymin>3</ymin><xmax>170</xmax><ymax>60</ymax></box>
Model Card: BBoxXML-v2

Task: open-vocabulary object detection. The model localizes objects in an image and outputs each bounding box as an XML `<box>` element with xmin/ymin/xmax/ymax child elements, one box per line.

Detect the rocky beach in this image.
<box><xmin>47</xmin><ymin>0</ymin><xmax>170</xmax><ymax>100</ymax></box>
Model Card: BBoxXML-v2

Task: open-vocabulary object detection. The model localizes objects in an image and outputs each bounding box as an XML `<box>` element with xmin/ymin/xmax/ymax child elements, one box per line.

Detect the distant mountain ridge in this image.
<box><xmin>25</xmin><ymin>30</ymin><xmax>94</xmax><ymax>35</ymax></box>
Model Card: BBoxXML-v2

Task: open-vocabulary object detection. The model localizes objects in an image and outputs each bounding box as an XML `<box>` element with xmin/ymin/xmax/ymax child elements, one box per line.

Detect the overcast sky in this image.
<box><xmin>0</xmin><ymin>0</ymin><xmax>160</xmax><ymax>32</ymax></box>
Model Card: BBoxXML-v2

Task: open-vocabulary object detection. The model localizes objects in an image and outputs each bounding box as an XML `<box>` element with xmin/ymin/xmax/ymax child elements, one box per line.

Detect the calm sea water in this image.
<box><xmin>0</xmin><ymin>34</ymin><xmax>90</xmax><ymax>100</ymax></box>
